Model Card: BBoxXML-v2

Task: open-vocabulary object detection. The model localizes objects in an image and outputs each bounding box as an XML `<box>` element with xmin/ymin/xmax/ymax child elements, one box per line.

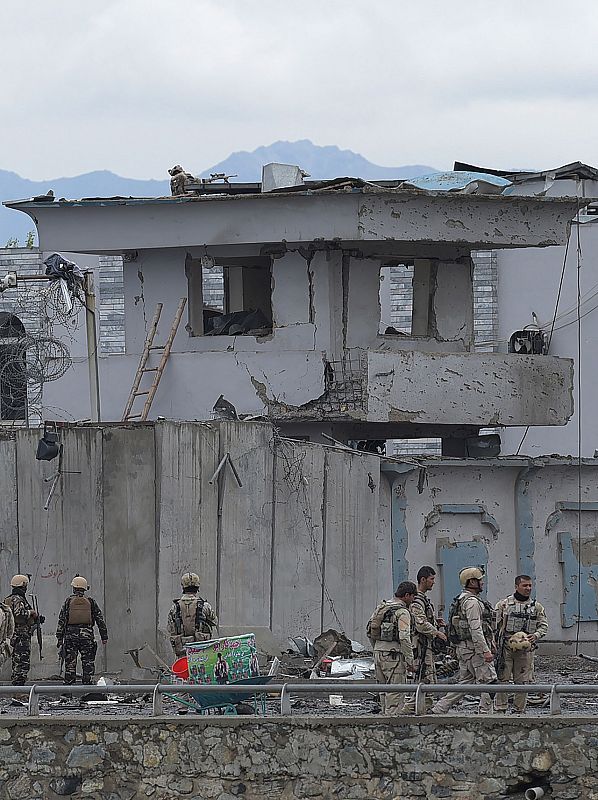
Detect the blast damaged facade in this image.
<box><xmin>6</xmin><ymin>178</ymin><xmax>577</xmax><ymax>444</ymax></box>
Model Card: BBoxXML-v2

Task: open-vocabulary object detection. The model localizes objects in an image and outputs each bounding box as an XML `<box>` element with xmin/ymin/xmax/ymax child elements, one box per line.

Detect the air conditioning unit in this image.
<box><xmin>508</xmin><ymin>329</ymin><xmax>547</xmax><ymax>355</ymax></box>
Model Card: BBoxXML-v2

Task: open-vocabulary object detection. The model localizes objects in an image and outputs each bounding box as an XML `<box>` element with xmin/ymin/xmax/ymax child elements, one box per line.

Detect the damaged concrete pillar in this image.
<box><xmin>431</xmin><ymin>257</ymin><xmax>474</xmax><ymax>350</ymax></box>
<box><xmin>271</xmin><ymin>252</ymin><xmax>312</xmax><ymax>327</ymax></box>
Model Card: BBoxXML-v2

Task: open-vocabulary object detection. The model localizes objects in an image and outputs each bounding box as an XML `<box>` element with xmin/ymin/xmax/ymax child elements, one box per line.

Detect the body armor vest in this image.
<box><xmin>449</xmin><ymin>593</ymin><xmax>495</xmax><ymax>644</ymax></box>
<box><xmin>67</xmin><ymin>596</ymin><xmax>93</xmax><ymax>625</ymax></box>
<box><xmin>3</xmin><ymin>594</ymin><xmax>32</xmax><ymax>628</ymax></box>
<box><xmin>503</xmin><ymin>597</ymin><xmax>538</xmax><ymax>635</ymax></box>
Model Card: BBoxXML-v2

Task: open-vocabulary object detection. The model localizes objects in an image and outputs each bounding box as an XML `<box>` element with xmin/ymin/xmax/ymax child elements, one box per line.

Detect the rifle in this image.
<box><xmin>415</xmin><ymin>635</ymin><xmax>428</xmax><ymax>682</ymax></box>
<box><xmin>58</xmin><ymin>638</ymin><xmax>66</xmax><ymax>678</ymax></box>
<box><xmin>31</xmin><ymin>595</ymin><xmax>43</xmax><ymax>661</ymax></box>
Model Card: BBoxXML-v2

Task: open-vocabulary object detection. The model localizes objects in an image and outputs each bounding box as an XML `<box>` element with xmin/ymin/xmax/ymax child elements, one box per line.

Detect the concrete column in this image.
<box><xmin>271</xmin><ymin>252</ymin><xmax>311</xmax><ymax>327</ymax></box>
<box><xmin>346</xmin><ymin>256</ymin><xmax>381</xmax><ymax>348</ymax></box>
<box><xmin>431</xmin><ymin>257</ymin><xmax>474</xmax><ymax>350</ymax></box>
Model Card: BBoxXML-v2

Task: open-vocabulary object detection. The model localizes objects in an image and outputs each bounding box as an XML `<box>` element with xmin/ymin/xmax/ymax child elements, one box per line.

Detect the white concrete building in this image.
<box><xmin>4</xmin><ymin>176</ymin><xmax>577</xmax><ymax>450</ymax></box>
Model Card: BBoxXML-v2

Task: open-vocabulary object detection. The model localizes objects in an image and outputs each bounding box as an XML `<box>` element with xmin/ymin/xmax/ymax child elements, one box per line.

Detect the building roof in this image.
<box><xmin>453</xmin><ymin>160</ymin><xmax>598</xmax><ymax>183</ymax></box>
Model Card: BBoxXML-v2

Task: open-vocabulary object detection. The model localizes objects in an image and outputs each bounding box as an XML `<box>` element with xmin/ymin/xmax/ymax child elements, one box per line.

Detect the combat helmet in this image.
<box><xmin>181</xmin><ymin>572</ymin><xmax>200</xmax><ymax>589</ymax></box>
<box><xmin>10</xmin><ymin>574</ymin><xmax>29</xmax><ymax>588</ymax></box>
<box><xmin>71</xmin><ymin>576</ymin><xmax>89</xmax><ymax>590</ymax></box>
<box><xmin>459</xmin><ymin>566</ymin><xmax>484</xmax><ymax>587</ymax></box>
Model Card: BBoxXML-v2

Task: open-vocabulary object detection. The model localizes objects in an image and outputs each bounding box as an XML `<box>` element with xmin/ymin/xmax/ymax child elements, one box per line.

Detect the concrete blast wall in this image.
<box><xmin>0</xmin><ymin>422</ymin><xmax>388</xmax><ymax>676</ymax></box>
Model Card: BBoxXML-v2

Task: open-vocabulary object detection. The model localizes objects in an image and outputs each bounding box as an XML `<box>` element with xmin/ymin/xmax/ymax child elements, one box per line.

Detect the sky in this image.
<box><xmin>1</xmin><ymin>0</ymin><xmax>598</xmax><ymax>180</ymax></box>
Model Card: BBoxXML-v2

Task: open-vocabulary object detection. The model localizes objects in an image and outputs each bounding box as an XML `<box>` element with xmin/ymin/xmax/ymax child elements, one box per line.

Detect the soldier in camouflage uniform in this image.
<box><xmin>432</xmin><ymin>566</ymin><xmax>497</xmax><ymax>714</ymax></box>
<box><xmin>167</xmin><ymin>572</ymin><xmax>218</xmax><ymax>658</ymax></box>
<box><xmin>494</xmin><ymin>575</ymin><xmax>548</xmax><ymax>713</ymax></box>
<box><xmin>3</xmin><ymin>574</ymin><xmax>43</xmax><ymax>685</ymax></box>
<box><xmin>56</xmin><ymin>576</ymin><xmax>108</xmax><ymax>685</ymax></box>
<box><xmin>403</xmin><ymin>566</ymin><xmax>447</xmax><ymax>713</ymax></box>
<box><xmin>367</xmin><ymin>581</ymin><xmax>417</xmax><ymax>715</ymax></box>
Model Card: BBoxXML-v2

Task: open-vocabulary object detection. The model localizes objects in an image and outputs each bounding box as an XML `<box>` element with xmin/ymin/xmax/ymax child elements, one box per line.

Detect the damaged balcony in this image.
<box><xmin>4</xmin><ymin>179</ymin><xmax>578</xmax><ymax>434</ymax></box>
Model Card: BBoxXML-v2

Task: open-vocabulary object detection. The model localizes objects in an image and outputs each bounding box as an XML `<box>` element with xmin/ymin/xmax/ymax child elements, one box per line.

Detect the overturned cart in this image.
<box><xmin>163</xmin><ymin>633</ymin><xmax>276</xmax><ymax>715</ymax></box>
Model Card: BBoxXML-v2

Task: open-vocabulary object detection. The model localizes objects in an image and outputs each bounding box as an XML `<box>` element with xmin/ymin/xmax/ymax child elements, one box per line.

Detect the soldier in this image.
<box><xmin>3</xmin><ymin>574</ymin><xmax>43</xmax><ymax>685</ymax></box>
<box><xmin>367</xmin><ymin>581</ymin><xmax>416</xmax><ymax>715</ymax></box>
<box><xmin>167</xmin><ymin>572</ymin><xmax>218</xmax><ymax>658</ymax></box>
<box><xmin>403</xmin><ymin>566</ymin><xmax>447</xmax><ymax>713</ymax></box>
<box><xmin>432</xmin><ymin>566</ymin><xmax>497</xmax><ymax>714</ymax></box>
<box><xmin>56</xmin><ymin>576</ymin><xmax>108</xmax><ymax>685</ymax></box>
<box><xmin>494</xmin><ymin>575</ymin><xmax>548</xmax><ymax>713</ymax></box>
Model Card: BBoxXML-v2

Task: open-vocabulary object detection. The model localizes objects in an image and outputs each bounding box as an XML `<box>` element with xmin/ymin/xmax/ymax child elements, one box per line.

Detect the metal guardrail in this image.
<box><xmin>1</xmin><ymin>682</ymin><xmax>597</xmax><ymax>717</ymax></box>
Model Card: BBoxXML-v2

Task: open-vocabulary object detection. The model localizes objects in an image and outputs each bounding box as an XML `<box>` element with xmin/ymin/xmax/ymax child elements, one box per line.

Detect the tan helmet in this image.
<box><xmin>459</xmin><ymin>566</ymin><xmax>485</xmax><ymax>587</ymax></box>
<box><xmin>10</xmin><ymin>574</ymin><xmax>29</xmax><ymax>588</ymax></box>
<box><xmin>508</xmin><ymin>631</ymin><xmax>532</xmax><ymax>652</ymax></box>
<box><xmin>181</xmin><ymin>571</ymin><xmax>200</xmax><ymax>589</ymax></box>
<box><xmin>71</xmin><ymin>576</ymin><xmax>89</xmax><ymax>591</ymax></box>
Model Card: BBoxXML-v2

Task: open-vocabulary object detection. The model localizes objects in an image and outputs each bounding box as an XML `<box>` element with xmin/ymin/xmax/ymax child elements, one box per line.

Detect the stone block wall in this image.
<box><xmin>0</xmin><ymin>716</ymin><xmax>595</xmax><ymax>799</ymax></box>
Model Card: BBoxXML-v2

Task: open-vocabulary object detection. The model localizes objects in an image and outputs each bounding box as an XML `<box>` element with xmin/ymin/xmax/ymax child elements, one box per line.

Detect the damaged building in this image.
<box><xmin>2</xmin><ymin>167</ymin><xmax>597</xmax><ymax>668</ymax></box>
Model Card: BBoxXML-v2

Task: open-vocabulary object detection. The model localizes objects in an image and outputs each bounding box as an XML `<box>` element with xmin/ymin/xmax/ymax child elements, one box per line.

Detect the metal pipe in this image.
<box><xmin>525</xmin><ymin>789</ymin><xmax>545</xmax><ymax>800</ymax></box>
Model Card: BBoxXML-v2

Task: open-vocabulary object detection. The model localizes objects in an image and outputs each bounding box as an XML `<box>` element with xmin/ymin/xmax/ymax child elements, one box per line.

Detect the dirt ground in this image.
<box><xmin>1</xmin><ymin>655</ymin><xmax>596</xmax><ymax>719</ymax></box>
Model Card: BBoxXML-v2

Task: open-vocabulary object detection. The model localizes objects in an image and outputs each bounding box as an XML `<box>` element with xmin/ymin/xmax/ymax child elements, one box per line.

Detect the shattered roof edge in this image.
<box><xmin>3</xmin><ymin>187</ymin><xmax>587</xmax><ymax>210</ymax></box>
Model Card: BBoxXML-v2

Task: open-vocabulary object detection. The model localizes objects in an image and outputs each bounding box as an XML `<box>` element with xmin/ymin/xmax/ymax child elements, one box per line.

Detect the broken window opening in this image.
<box><xmin>379</xmin><ymin>261</ymin><xmax>433</xmax><ymax>338</ymax></box>
<box><xmin>0</xmin><ymin>312</ymin><xmax>27</xmax><ymax>421</ymax></box>
<box><xmin>379</xmin><ymin>264</ymin><xmax>413</xmax><ymax>335</ymax></box>
<box><xmin>187</xmin><ymin>256</ymin><xmax>273</xmax><ymax>337</ymax></box>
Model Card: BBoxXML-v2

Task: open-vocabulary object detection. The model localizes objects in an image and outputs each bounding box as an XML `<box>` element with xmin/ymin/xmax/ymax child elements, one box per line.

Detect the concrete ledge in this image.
<box><xmin>0</xmin><ymin>715</ymin><xmax>595</xmax><ymax>799</ymax></box>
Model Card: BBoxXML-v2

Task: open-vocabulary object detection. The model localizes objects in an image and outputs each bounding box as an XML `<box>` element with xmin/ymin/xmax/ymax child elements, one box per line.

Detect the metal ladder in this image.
<box><xmin>121</xmin><ymin>298</ymin><xmax>187</xmax><ymax>422</ymax></box>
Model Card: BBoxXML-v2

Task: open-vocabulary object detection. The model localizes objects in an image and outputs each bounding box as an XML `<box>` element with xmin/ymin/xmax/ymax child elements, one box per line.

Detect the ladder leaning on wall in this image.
<box><xmin>121</xmin><ymin>297</ymin><xmax>187</xmax><ymax>423</ymax></box>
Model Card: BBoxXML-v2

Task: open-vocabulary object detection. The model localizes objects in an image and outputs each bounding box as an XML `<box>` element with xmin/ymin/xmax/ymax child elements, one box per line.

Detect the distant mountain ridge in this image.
<box><xmin>0</xmin><ymin>140</ymin><xmax>436</xmax><ymax>245</ymax></box>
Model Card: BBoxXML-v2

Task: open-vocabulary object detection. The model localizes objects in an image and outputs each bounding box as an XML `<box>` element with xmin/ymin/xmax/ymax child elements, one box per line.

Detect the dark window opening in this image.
<box><xmin>0</xmin><ymin>312</ymin><xmax>27</xmax><ymax>421</ymax></box>
<box><xmin>187</xmin><ymin>256</ymin><xmax>273</xmax><ymax>337</ymax></box>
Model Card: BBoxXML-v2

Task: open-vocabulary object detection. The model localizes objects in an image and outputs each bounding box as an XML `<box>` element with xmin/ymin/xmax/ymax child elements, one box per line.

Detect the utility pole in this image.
<box><xmin>84</xmin><ymin>271</ymin><xmax>101</xmax><ymax>422</ymax></box>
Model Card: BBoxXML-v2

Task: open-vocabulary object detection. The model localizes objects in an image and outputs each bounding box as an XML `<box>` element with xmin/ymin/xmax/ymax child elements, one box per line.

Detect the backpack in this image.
<box><xmin>366</xmin><ymin>600</ymin><xmax>402</xmax><ymax>643</ymax></box>
<box><xmin>174</xmin><ymin>597</ymin><xmax>207</xmax><ymax>637</ymax></box>
<box><xmin>447</xmin><ymin>595</ymin><xmax>463</xmax><ymax>645</ymax></box>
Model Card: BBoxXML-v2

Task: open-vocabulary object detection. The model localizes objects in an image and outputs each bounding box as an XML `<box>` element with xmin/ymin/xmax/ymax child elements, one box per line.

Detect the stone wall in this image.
<box><xmin>0</xmin><ymin>716</ymin><xmax>595</xmax><ymax>799</ymax></box>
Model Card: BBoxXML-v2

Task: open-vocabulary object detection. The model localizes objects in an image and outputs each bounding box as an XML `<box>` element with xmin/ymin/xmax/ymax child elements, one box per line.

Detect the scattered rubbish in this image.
<box><xmin>329</xmin><ymin>656</ymin><xmax>375</xmax><ymax>678</ymax></box>
<box><xmin>288</xmin><ymin>637</ymin><xmax>315</xmax><ymax>658</ymax></box>
<box><xmin>329</xmin><ymin>694</ymin><xmax>346</xmax><ymax>707</ymax></box>
<box><xmin>350</xmin><ymin>640</ymin><xmax>366</xmax><ymax>654</ymax></box>
<box><xmin>313</xmin><ymin>629</ymin><xmax>352</xmax><ymax>661</ymax></box>
<box><xmin>268</xmin><ymin>657</ymin><xmax>281</xmax><ymax>677</ymax></box>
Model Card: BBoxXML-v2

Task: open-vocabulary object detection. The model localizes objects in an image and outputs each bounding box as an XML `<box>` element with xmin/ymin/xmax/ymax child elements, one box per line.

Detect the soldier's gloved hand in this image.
<box><xmin>436</xmin><ymin>631</ymin><xmax>448</xmax><ymax>642</ymax></box>
<box><xmin>483</xmin><ymin>650</ymin><xmax>494</xmax><ymax>663</ymax></box>
<box><xmin>38</xmin><ymin>615</ymin><xmax>46</xmax><ymax>624</ymax></box>
<box><xmin>528</xmin><ymin>634</ymin><xmax>538</xmax><ymax>645</ymax></box>
<box><xmin>101</xmin><ymin>640</ymin><xmax>108</xmax><ymax>646</ymax></box>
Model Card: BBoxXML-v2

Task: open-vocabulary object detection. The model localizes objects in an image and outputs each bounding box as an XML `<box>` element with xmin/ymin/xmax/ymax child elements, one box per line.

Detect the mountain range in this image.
<box><xmin>0</xmin><ymin>140</ymin><xmax>435</xmax><ymax>245</ymax></box>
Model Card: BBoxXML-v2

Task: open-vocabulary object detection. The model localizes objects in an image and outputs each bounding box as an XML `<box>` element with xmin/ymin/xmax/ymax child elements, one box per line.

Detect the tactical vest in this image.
<box><xmin>367</xmin><ymin>600</ymin><xmax>403</xmax><ymax>643</ymax></box>
<box><xmin>174</xmin><ymin>596</ymin><xmax>208</xmax><ymax>637</ymax></box>
<box><xmin>449</xmin><ymin>593</ymin><xmax>495</xmax><ymax>644</ymax></box>
<box><xmin>67</xmin><ymin>596</ymin><xmax>93</xmax><ymax>626</ymax></box>
<box><xmin>412</xmin><ymin>592</ymin><xmax>435</xmax><ymax>623</ymax></box>
<box><xmin>503</xmin><ymin>597</ymin><xmax>538</xmax><ymax>635</ymax></box>
<box><xmin>3</xmin><ymin>594</ymin><xmax>31</xmax><ymax>628</ymax></box>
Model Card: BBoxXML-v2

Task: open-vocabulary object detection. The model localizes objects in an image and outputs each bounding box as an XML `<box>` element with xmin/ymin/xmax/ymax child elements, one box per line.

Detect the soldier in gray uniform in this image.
<box><xmin>3</xmin><ymin>574</ymin><xmax>42</xmax><ymax>685</ymax></box>
<box><xmin>494</xmin><ymin>575</ymin><xmax>548</xmax><ymax>713</ymax></box>
<box><xmin>432</xmin><ymin>566</ymin><xmax>497</xmax><ymax>714</ymax></box>
<box><xmin>56</xmin><ymin>576</ymin><xmax>108</xmax><ymax>685</ymax></box>
<box><xmin>167</xmin><ymin>572</ymin><xmax>218</xmax><ymax>658</ymax></box>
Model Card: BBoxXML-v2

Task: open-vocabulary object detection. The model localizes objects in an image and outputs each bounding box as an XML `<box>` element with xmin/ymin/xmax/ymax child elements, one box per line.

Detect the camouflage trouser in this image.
<box><xmin>10</xmin><ymin>628</ymin><xmax>32</xmax><ymax>685</ymax></box>
<box><xmin>495</xmin><ymin>649</ymin><xmax>534</xmax><ymax>712</ymax></box>
<box><xmin>63</xmin><ymin>626</ymin><xmax>98</xmax><ymax>685</ymax></box>
<box><xmin>374</xmin><ymin>648</ymin><xmax>409</xmax><ymax>714</ymax></box>
<box><xmin>403</xmin><ymin>646</ymin><xmax>437</xmax><ymax>712</ymax></box>
<box><xmin>432</xmin><ymin>643</ymin><xmax>497</xmax><ymax>713</ymax></box>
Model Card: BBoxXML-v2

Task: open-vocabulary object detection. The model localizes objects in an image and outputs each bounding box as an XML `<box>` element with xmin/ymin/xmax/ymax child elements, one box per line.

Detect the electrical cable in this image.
<box><xmin>515</xmin><ymin>221</ymin><xmax>572</xmax><ymax>455</ymax></box>
<box><xmin>574</xmin><ymin>200</ymin><xmax>583</xmax><ymax>656</ymax></box>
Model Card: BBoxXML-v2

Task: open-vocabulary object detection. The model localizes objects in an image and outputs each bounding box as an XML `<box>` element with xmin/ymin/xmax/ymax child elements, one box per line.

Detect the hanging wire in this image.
<box><xmin>574</xmin><ymin>198</ymin><xmax>583</xmax><ymax>656</ymax></box>
<box><xmin>514</xmin><ymin>229</ymin><xmax>572</xmax><ymax>455</ymax></box>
